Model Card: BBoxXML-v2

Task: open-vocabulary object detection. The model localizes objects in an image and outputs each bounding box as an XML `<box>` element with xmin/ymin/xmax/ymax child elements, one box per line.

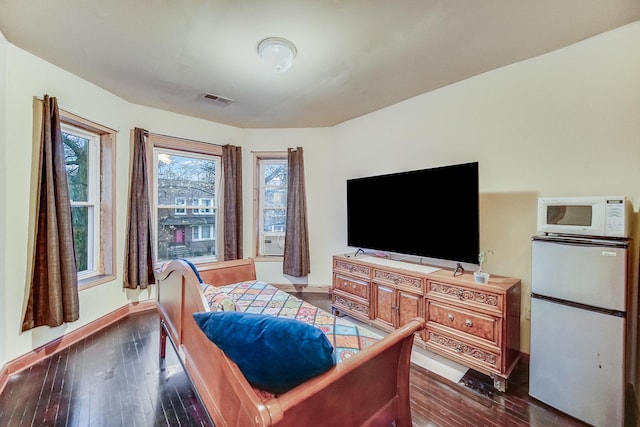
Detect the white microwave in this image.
<box><xmin>537</xmin><ymin>196</ymin><xmax>630</xmax><ymax>238</ymax></box>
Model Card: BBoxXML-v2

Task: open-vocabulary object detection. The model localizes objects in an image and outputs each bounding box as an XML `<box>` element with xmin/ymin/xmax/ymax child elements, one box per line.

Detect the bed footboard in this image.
<box><xmin>273</xmin><ymin>318</ymin><xmax>424</xmax><ymax>427</ymax></box>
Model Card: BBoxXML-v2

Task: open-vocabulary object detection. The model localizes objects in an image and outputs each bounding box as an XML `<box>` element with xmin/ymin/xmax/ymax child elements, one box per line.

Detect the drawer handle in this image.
<box><xmin>447</xmin><ymin>314</ymin><xmax>454</xmax><ymax>321</ymax></box>
<box><xmin>352</xmin><ymin>285</ymin><xmax>357</xmax><ymax>290</ymax></box>
<box><xmin>465</xmin><ymin>319</ymin><xmax>473</xmax><ymax>327</ymax></box>
<box><xmin>455</xmin><ymin>344</ymin><xmax>462</xmax><ymax>353</ymax></box>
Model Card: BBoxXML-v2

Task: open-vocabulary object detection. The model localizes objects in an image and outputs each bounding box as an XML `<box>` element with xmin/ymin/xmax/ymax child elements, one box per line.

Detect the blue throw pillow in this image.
<box><xmin>193</xmin><ymin>311</ymin><xmax>335</xmax><ymax>394</ymax></box>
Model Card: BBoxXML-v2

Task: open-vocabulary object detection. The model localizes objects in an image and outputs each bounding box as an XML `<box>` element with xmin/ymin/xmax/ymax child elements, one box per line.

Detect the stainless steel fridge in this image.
<box><xmin>529</xmin><ymin>234</ymin><xmax>629</xmax><ymax>427</ymax></box>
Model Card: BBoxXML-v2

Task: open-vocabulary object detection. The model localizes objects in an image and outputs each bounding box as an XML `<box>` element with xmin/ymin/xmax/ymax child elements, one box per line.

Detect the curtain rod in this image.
<box><xmin>35</xmin><ymin>96</ymin><xmax>120</xmax><ymax>133</ymax></box>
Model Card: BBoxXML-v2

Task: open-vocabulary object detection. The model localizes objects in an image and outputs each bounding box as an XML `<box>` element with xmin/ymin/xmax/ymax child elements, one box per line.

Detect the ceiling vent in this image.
<box><xmin>204</xmin><ymin>93</ymin><xmax>234</xmax><ymax>106</ymax></box>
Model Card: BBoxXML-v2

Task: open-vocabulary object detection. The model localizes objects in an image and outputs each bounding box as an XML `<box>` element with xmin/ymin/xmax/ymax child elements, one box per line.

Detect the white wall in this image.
<box><xmin>2</xmin><ymin>43</ymin><xmax>242</xmax><ymax>365</ymax></box>
<box><xmin>0</xmin><ymin>30</ymin><xmax>8</xmax><ymax>369</ymax></box>
<box><xmin>331</xmin><ymin>22</ymin><xmax>640</xmax><ymax>355</ymax></box>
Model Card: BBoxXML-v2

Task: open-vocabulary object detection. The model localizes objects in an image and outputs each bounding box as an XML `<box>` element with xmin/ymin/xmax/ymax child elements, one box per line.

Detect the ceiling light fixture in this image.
<box><xmin>257</xmin><ymin>37</ymin><xmax>297</xmax><ymax>72</ymax></box>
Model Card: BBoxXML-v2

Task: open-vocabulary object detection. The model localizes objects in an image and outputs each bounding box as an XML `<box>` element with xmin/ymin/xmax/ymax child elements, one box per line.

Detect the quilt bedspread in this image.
<box><xmin>210</xmin><ymin>280</ymin><xmax>381</xmax><ymax>363</ymax></box>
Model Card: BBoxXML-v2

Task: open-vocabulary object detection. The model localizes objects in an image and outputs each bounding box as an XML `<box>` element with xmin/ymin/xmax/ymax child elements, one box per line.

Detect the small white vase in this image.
<box><xmin>474</xmin><ymin>271</ymin><xmax>490</xmax><ymax>284</ymax></box>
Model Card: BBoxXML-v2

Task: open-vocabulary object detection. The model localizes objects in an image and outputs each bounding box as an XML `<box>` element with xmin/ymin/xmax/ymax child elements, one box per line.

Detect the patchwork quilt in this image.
<box><xmin>202</xmin><ymin>280</ymin><xmax>381</xmax><ymax>363</ymax></box>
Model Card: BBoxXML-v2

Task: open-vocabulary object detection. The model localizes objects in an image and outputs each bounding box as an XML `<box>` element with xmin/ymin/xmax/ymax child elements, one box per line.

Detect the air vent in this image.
<box><xmin>204</xmin><ymin>93</ymin><xmax>234</xmax><ymax>106</ymax></box>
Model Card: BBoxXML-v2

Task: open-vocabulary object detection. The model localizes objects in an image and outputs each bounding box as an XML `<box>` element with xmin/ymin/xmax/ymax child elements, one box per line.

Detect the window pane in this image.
<box><xmin>264</xmin><ymin>163</ymin><xmax>287</xmax><ymax>186</ymax></box>
<box><xmin>63</xmin><ymin>131</ymin><xmax>89</xmax><ymax>202</ymax></box>
<box><xmin>255</xmin><ymin>155</ymin><xmax>288</xmax><ymax>257</ymax></box>
<box><xmin>156</xmin><ymin>208</ymin><xmax>216</xmax><ymax>261</ymax></box>
<box><xmin>156</xmin><ymin>151</ymin><xmax>218</xmax><ymax>262</ymax></box>
<box><xmin>264</xmin><ymin>188</ymin><xmax>287</xmax><ymax>208</ymax></box>
<box><xmin>71</xmin><ymin>206</ymin><xmax>89</xmax><ymax>272</ymax></box>
<box><xmin>263</xmin><ymin>208</ymin><xmax>286</xmax><ymax>232</ymax></box>
<box><xmin>157</xmin><ymin>154</ymin><xmax>216</xmax><ymax>205</ymax></box>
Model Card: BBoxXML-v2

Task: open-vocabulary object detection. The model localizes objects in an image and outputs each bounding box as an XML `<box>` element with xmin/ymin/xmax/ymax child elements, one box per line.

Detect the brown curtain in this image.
<box><xmin>123</xmin><ymin>128</ymin><xmax>155</xmax><ymax>289</ymax></box>
<box><xmin>222</xmin><ymin>144</ymin><xmax>243</xmax><ymax>260</ymax></box>
<box><xmin>22</xmin><ymin>95</ymin><xmax>79</xmax><ymax>331</ymax></box>
<box><xmin>283</xmin><ymin>147</ymin><xmax>311</xmax><ymax>277</ymax></box>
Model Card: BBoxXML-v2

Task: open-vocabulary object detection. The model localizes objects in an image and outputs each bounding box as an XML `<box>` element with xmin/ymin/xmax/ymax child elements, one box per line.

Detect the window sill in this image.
<box><xmin>255</xmin><ymin>256</ymin><xmax>283</xmax><ymax>262</ymax></box>
<box><xmin>79</xmin><ymin>274</ymin><xmax>117</xmax><ymax>291</ymax></box>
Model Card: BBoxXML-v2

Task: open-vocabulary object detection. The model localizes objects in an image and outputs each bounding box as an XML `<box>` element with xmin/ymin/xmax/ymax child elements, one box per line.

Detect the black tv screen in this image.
<box><xmin>346</xmin><ymin>162</ymin><xmax>479</xmax><ymax>264</ymax></box>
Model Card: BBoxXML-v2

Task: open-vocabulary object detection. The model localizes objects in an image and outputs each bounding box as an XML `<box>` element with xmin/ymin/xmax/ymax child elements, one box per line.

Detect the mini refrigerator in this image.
<box><xmin>529</xmin><ymin>235</ymin><xmax>629</xmax><ymax>427</ymax></box>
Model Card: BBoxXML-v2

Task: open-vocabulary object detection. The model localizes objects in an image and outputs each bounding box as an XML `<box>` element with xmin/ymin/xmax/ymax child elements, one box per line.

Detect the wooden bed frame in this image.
<box><xmin>155</xmin><ymin>258</ymin><xmax>426</xmax><ymax>427</ymax></box>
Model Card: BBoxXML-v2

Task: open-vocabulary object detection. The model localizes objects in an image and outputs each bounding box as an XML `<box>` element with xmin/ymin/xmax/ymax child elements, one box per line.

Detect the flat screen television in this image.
<box><xmin>346</xmin><ymin>161</ymin><xmax>479</xmax><ymax>264</ymax></box>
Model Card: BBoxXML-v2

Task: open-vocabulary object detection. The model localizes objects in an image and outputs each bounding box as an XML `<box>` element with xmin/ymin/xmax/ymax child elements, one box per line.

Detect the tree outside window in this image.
<box><xmin>63</xmin><ymin>125</ymin><xmax>99</xmax><ymax>277</ymax></box>
<box><xmin>255</xmin><ymin>154</ymin><xmax>288</xmax><ymax>257</ymax></box>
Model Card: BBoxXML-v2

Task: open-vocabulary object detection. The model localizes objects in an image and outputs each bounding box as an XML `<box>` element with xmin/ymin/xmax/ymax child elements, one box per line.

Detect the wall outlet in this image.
<box><xmin>525</xmin><ymin>305</ymin><xmax>531</xmax><ymax>320</ymax></box>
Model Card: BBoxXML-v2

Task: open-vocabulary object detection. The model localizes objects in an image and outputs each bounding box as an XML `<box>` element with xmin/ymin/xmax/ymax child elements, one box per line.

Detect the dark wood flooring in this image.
<box><xmin>0</xmin><ymin>292</ymin><xmax>595</xmax><ymax>427</ymax></box>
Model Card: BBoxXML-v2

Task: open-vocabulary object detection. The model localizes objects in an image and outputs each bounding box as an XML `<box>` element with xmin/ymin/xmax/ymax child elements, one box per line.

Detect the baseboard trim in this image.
<box><xmin>0</xmin><ymin>299</ymin><xmax>156</xmax><ymax>395</ymax></box>
<box><xmin>0</xmin><ymin>365</ymin><xmax>8</xmax><ymax>398</ymax></box>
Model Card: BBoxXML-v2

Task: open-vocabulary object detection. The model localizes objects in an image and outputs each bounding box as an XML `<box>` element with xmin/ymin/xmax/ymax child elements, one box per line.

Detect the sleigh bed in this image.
<box><xmin>155</xmin><ymin>258</ymin><xmax>425</xmax><ymax>427</ymax></box>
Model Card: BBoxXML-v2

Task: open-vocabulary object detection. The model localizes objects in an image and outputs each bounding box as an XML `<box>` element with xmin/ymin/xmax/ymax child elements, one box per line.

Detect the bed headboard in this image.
<box><xmin>155</xmin><ymin>258</ymin><xmax>257</xmax><ymax>346</ymax></box>
<box><xmin>196</xmin><ymin>258</ymin><xmax>257</xmax><ymax>286</ymax></box>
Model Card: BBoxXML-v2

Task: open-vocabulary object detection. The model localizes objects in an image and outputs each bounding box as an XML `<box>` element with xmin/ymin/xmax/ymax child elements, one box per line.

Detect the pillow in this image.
<box><xmin>193</xmin><ymin>311</ymin><xmax>335</xmax><ymax>394</ymax></box>
<box><xmin>201</xmin><ymin>285</ymin><xmax>237</xmax><ymax>312</ymax></box>
<box><xmin>177</xmin><ymin>258</ymin><xmax>203</xmax><ymax>283</ymax></box>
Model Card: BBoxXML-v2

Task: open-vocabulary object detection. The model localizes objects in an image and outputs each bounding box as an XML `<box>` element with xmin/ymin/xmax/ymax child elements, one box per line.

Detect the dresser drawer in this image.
<box><xmin>425</xmin><ymin>330</ymin><xmax>501</xmax><ymax>374</ymax></box>
<box><xmin>427</xmin><ymin>300</ymin><xmax>499</xmax><ymax>345</ymax></box>
<box><xmin>373</xmin><ymin>268</ymin><xmax>423</xmax><ymax>291</ymax></box>
<box><xmin>332</xmin><ymin>293</ymin><xmax>370</xmax><ymax>319</ymax></box>
<box><xmin>333</xmin><ymin>274</ymin><xmax>369</xmax><ymax>299</ymax></box>
<box><xmin>426</xmin><ymin>280</ymin><xmax>503</xmax><ymax>314</ymax></box>
<box><xmin>333</xmin><ymin>258</ymin><xmax>371</xmax><ymax>280</ymax></box>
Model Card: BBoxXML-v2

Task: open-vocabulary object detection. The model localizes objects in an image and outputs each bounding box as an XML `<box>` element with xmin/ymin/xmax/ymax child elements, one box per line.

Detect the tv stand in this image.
<box><xmin>331</xmin><ymin>254</ymin><xmax>521</xmax><ymax>392</ymax></box>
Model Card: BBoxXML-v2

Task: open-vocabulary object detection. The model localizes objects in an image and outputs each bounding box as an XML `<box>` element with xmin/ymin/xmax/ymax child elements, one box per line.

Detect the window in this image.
<box><xmin>150</xmin><ymin>135</ymin><xmax>222</xmax><ymax>263</ymax></box>
<box><xmin>192</xmin><ymin>198</ymin><xmax>213</xmax><ymax>215</ymax></box>
<box><xmin>60</xmin><ymin>111</ymin><xmax>116</xmax><ymax>289</ymax></box>
<box><xmin>63</xmin><ymin>124</ymin><xmax>99</xmax><ymax>276</ymax></box>
<box><xmin>254</xmin><ymin>153</ymin><xmax>288</xmax><ymax>257</ymax></box>
<box><xmin>175</xmin><ymin>197</ymin><xmax>186</xmax><ymax>215</ymax></box>
<box><xmin>192</xmin><ymin>225</ymin><xmax>214</xmax><ymax>241</ymax></box>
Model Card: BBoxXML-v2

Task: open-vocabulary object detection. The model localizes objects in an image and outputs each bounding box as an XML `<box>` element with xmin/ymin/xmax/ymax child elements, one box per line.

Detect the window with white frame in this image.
<box><xmin>192</xmin><ymin>198</ymin><xmax>213</xmax><ymax>214</ymax></box>
<box><xmin>152</xmin><ymin>137</ymin><xmax>222</xmax><ymax>263</ymax></box>
<box><xmin>60</xmin><ymin>112</ymin><xmax>116</xmax><ymax>289</ymax></box>
<box><xmin>192</xmin><ymin>225</ymin><xmax>214</xmax><ymax>241</ymax></box>
<box><xmin>254</xmin><ymin>153</ymin><xmax>288</xmax><ymax>257</ymax></box>
<box><xmin>175</xmin><ymin>197</ymin><xmax>186</xmax><ymax>215</ymax></box>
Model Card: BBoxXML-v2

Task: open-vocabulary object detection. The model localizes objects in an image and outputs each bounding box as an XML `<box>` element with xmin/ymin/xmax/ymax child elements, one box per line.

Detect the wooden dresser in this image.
<box><xmin>331</xmin><ymin>254</ymin><xmax>521</xmax><ymax>391</ymax></box>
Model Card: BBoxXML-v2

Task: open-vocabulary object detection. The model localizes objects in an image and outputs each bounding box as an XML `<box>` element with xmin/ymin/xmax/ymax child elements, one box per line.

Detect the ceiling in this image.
<box><xmin>1</xmin><ymin>1</ymin><xmax>639</xmax><ymax>129</ymax></box>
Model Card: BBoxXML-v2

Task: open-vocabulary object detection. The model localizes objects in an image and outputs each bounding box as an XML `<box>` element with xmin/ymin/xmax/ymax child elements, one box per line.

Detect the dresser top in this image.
<box><xmin>334</xmin><ymin>254</ymin><xmax>520</xmax><ymax>291</ymax></box>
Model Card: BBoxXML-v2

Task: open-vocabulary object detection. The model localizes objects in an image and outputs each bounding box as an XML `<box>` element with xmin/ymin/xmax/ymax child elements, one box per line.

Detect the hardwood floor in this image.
<box><xmin>0</xmin><ymin>311</ymin><xmax>212</xmax><ymax>427</ymax></box>
<box><xmin>0</xmin><ymin>294</ymin><xmax>593</xmax><ymax>427</ymax></box>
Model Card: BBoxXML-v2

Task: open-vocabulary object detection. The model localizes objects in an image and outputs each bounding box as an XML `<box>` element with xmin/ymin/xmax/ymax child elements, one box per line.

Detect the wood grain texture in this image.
<box><xmin>0</xmin><ymin>292</ymin><xmax>598</xmax><ymax>427</ymax></box>
<box><xmin>156</xmin><ymin>258</ymin><xmax>424</xmax><ymax>427</ymax></box>
<box><xmin>0</xmin><ymin>310</ymin><xmax>211</xmax><ymax>427</ymax></box>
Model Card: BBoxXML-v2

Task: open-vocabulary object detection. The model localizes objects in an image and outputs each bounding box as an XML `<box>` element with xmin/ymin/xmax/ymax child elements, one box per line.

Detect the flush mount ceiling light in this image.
<box><xmin>257</xmin><ymin>37</ymin><xmax>297</xmax><ymax>72</ymax></box>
